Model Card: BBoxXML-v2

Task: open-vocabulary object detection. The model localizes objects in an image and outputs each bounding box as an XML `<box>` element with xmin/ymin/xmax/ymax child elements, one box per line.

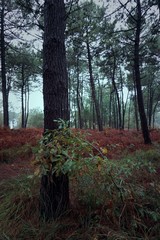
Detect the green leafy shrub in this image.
<box><xmin>33</xmin><ymin>120</ymin><xmax>107</xmax><ymax>178</ymax></box>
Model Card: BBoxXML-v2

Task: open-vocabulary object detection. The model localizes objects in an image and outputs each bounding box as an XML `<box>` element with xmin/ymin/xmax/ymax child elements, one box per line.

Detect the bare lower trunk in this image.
<box><xmin>40</xmin><ymin>173</ymin><xmax>69</xmax><ymax>220</ymax></box>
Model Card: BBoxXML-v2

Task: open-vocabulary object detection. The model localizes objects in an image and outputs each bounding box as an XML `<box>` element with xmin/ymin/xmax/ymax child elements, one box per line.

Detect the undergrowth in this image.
<box><xmin>0</xmin><ymin>143</ymin><xmax>160</xmax><ymax>240</ymax></box>
<box><xmin>0</xmin><ymin>144</ymin><xmax>33</xmax><ymax>164</ymax></box>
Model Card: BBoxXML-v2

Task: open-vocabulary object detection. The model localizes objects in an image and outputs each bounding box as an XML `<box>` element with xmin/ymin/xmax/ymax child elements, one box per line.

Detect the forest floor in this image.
<box><xmin>0</xmin><ymin>127</ymin><xmax>160</xmax><ymax>180</ymax></box>
<box><xmin>0</xmin><ymin>128</ymin><xmax>42</xmax><ymax>180</ymax></box>
<box><xmin>0</xmin><ymin>127</ymin><xmax>160</xmax><ymax>239</ymax></box>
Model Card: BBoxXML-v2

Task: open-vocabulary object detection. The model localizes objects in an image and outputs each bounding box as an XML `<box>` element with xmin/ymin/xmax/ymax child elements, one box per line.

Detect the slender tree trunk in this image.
<box><xmin>111</xmin><ymin>52</ymin><xmax>122</xmax><ymax>129</ymax></box>
<box><xmin>24</xmin><ymin>84</ymin><xmax>29</xmax><ymax>128</ymax></box>
<box><xmin>128</xmin><ymin>95</ymin><xmax>132</xmax><ymax>130</ymax></box>
<box><xmin>74</xmin><ymin>97</ymin><xmax>77</xmax><ymax>128</ymax></box>
<box><xmin>89</xmin><ymin>97</ymin><xmax>92</xmax><ymax>129</ymax></box>
<box><xmin>21</xmin><ymin>86</ymin><xmax>24</xmax><ymax>128</ymax></box>
<box><xmin>152</xmin><ymin>101</ymin><xmax>159</xmax><ymax>128</ymax></box>
<box><xmin>109</xmin><ymin>89</ymin><xmax>112</xmax><ymax>127</ymax></box>
<box><xmin>120</xmin><ymin>68</ymin><xmax>127</xmax><ymax>129</ymax></box>
<box><xmin>41</xmin><ymin>0</ymin><xmax>69</xmax><ymax>220</ymax></box>
<box><xmin>112</xmin><ymin>93</ymin><xmax>117</xmax><ymax>128</ymax></box>
<box><xmin>133</xmin><ymin>71</ymin><xmax>139</xmax><ymax>130</ymax></box>
<box><xmin>147</xmin><ymin>85</ymin><xmax>154</xmax><ymax>128</ymax></box>
<box><xmin>122</xmin><ymin>90</ymin><xmax>129</xmax><ymax>129</ymax></box>
<box><xmin>86</xmin><ymin>40</ymin><xmax>103</xmax><ymax>131</ymax></box>
<box><xmin>134</xmin><ymin>91</ymin><xmax>139</xmax><ymax>130</ymax></box>
<box><xmin>134</xmin><ymin>0</ymin><xmax>151</xmax><ymax>144</ymax></box>
<box><xmin>76</xmin><ymin>58</ymin><xmax>83</xmax><ymax>128</ymax></box>
<box><xmin>92</xmin><ymin>104</ymin><xmax>96</xmax><ymax>129</ymax></box>
<box><xmin>21</xmin><ymin>65</ymin><xmax>25</xmax><ymax>128</ymax></box>
<box><xmin>1</xmin><ymin>0</ymin><xmax>9</xmax><ymax>127</ymax></box>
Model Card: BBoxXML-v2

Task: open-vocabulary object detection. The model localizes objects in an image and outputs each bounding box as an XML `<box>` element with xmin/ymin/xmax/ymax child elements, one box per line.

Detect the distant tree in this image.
<box><xmin>0</xmin><ymin>0</ymin><xmax>36</xmax><ymax>127</ymax></box>
<box><xmin>133</xmin><ymin>0</ymin><xmax>151</xmax><ymax>143</ymax></box>
<box><xmin>67</xmin><ymin>46</ymin><xmax>85</xmax><ymax>129</ymax></box>
<box><xmin>142</xmin><ymin>33</ymin><xmax>160</xmax><ymax>128</ymax></box>
<box><xmin>6</xmin><ymin>44</ymin><xmax>41</xmax><ymax>128</ymax></box>
<box><xmin>1</xmin><ymin>0</ymin><xmax>9</xmax><ymax>127</ymax></box>
<box><xmin>116</xmin><ymin>0</ymin><xmax>159</xmax><ymax>143</ymax></box>
<box><xmin>67</xmin><ymin>1</ymin><xmax>106</xmax><ymax>131</ymax></box>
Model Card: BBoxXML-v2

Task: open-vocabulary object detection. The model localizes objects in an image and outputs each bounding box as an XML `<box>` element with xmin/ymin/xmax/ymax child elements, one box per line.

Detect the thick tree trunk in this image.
<box><xmin>43</xmin><ymin>1</ymin><xmax>69</xmax><ymax>129</ymax></box>
<box><xmin>86</xmin><ymin>40</ymin><xmax>103</xmax><ymax>131</ymax></box>
<box><xmin>134</xmin><ymin>0</ymin><xmax>151</xmax><ymax>144</ymax></box>
<box><xmin>1</xmin><ymin>0</ymin><xmax>9</xmax><ymax>127</ymax></box>
<box><xmin>40</xmin><ymin>173</ymin><xmax>69</xmax><ymax>220</ymax></box>
<box><xmin>41</xmin><ymin>0</ymin><xmax>69</xmax><ymax>220</ymax></box>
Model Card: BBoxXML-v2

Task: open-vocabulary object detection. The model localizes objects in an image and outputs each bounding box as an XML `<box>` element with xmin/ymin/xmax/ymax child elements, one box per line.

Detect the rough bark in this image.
<box><xmin>41</xmin><ymin>0</ymin><xmax>69</xmax><ymax>220</ymax></box>
<box><xmin>40</xmin><ymin>173</ymin><xmax>69</xmax><ymax>220</ymax></box>
<box><xmin>43</xmin><ymin>0</ymin><xmax>69</xmax><ymax>130</ymax></box>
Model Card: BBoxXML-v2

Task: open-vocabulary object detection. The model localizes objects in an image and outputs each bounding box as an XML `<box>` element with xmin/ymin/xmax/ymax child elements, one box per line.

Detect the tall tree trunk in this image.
<box><xmin>147</xmin><ymin>84</ymin><xmax>154</xmax><ymax>128</ymax></box>
<box><xmin>128</xmin><ymin>95</ymin><xmax>132</xmax><ymax>130</ymax></box>
<box><xmin>86</xmin><ymin>40</ymin><xmax>103</xmax><ymax>131</ymax></box>
<box><xmin>111</xmin><ymin>52</ymin><xmax>122</xmax><ymax>129</ymax></box>
<box><xmin>152</xmin><ymin>101</ymin><xmax>158</xmax><ymax>128</ymax></box>
<box><xmin>21</xmin><ymin>85</ymin><xmax>24</xmax><ymax>128</ymax></box>
<box><xmin>122</xmin><ymin>90</ymin><xmax>129</xmax><ymax>129</ymax></box>
<box><xmin>76</xmin><ymin>58</ymin><xmax>83</xmax><ymax>129</ymax></box>
<box><xmin>112</xmin><ymin>93</ymin><xmax>117</xmax><ymax>128</ymax></box>
<box><xmin>97</xmin><ymin>78</ymin><xmax>103</xmax><ymax>126</ymax></box>
<box><xmin>134</xmin><ymin>0</ymin><xmax>151</xmax><ymax>144</ymax></box>
<box><xmin>134</xmin><ymin>90</ymin><xmax>139</xmax><ymax>130</ymax></box>
<box><xmin>109</xmin><ymin>88</ymin><xmax>112</xmax><ymax>127</ymax></box>
<box><xmin>89</xmin><ymin>97</ymin><xmax>92</xmax><ymax>129</ymax></box>
<box><xmin>74</xmin><ymin>97</ymin><xmax>77</xmax><ymax>128</ymax></box>
<box><xmin>92</xmin><ymin>104</ymin><xmax>96</xmax><ymax>129</ymax></box>
<box><xmin>119</xmin><ymin>68</ymin><xmax>127</xmax><ymax>129</ymax></box>
<box><xmin>21</xmin><ymin>65</ymin><xmax>25</xmax><ymax>128</ymax></box>
<box><xmin>41</xmin><ymin>0</ymin><xmax>69</xmax><ymax>220</ymax></box>
<box><xmin>1</xmin><ymin>0</ymin><xmax>9</xmax><ymax>127</ymax></box>
<box><xmin>24</xmin><ymin>84</ymin><xmax>29</xmax><ymax>128</ymax></box>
